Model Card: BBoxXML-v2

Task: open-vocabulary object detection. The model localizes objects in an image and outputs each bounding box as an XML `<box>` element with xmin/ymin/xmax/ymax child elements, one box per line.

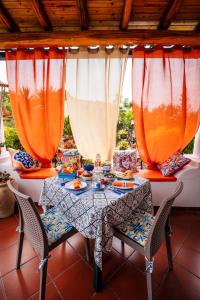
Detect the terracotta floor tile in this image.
<box><xmin>30</xmin><ymin>282</ymin><xmax>62</xmax><ymax>300</ymax></box>
<box><xmin>0</xmin><ymin>226</ymin><xmax>18</xmax><ymax>250</ymax></box>
<box><xmin>0</xmin><ymin>215</ymin><xmax>18</xmax><ymax>232</ymax></box>
<box><xmin>48</xmin><ymin>241</ymin><xmax>81</xmax><ymax>279</ymax></box>
<box><xmin>67</xmin><ymin>232</ymin><xmax>94</xmax><ymax>261</ymax></box>
<box><xmin>108</xmin><ymin>261</ymin><xmax>147</xmax><ymax>300</ymax></box>
<box><xmin>55</xmin><ymin>260</ymin><xmax>93</xmax><ymax>300</ymax></box>
<box><xmin>157</xmin><ymin>263</ymin><xmax>200</xmax><ymax>300</ymax></box>
<box><xmin>171</xmin><ymin>212</ymin><xmax>200</xmax><ymax>227</ymax></box>
<box><xmin>2</xmin><ymin>257</ymin><xmax>50</xmax><ymax>300</ymax></box>
<box><xmin>0</xmin><ymin>239</ymin><xmax>36</xmax><ymax>276</ymax></box>
<box><xmin>92</xmin><ymin>288</ymin><xmax>119</xmax><ymax>300</ymax></box>
<box><xmin>171</xmin><ymin>224</ymin><xmax>190</xmax><ymax>257</ymax></box>
<box><xmin>112</xmin><ymin>236</ymin><xmax>135</xmax><ymax>258</ymax></box>
<box><xmin>102</xmin><ymin>249</ymin><xmax>126</xmax><ymax>282</ymax></box>
<box><xmin>175</xmin><ymin>246</ymin><xmax>200</xmax><ymax>278</ymax></box>
<box><xmin>128</xmin><ymin>243</ymin><xmax>169</xmax><ymax>287</ymax></box>
<box><xmin>184</xmin><ymin>230</ymin><xmax>200</xmax><ymax>253</ymax></box>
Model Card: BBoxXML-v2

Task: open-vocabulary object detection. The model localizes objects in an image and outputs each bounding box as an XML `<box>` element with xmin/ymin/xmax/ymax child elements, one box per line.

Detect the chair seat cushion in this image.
<box><xmin>116</xmin><ymin>209</ymin><xmax>155</xmax><ymax>246</ymax></box>
<box><xmin>41</xmin><ymin>207</ymin><xmax>74</xmax><ymax>245</ymax></box>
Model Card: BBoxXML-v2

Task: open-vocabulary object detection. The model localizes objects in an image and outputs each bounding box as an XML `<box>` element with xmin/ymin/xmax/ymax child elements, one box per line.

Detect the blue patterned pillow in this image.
<box><xmin>9</xmin><ymin>148</ymin><xmax>40</xmax><ymax>172</ymax></box>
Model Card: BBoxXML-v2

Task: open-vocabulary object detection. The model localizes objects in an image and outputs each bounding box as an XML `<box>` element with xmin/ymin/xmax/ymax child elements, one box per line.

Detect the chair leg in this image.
<box><xmin>145</xmin><ymin>259</ymin><xmax>154</xmax><ymax>300</ymax></box>
<box><xmin>165</xmin><ymin>230</ymin><xmax>173</xmax><ymax>271</ymax></box>
<box><xmin>16</xmin><ymin>230</ymin><xmax>24</xmax><ymax>269</ymax></box>
<box><xmin>39</xmin><ymin>258</ymin><xmax>48</xmax><ymax>300</ymax></box>
<box><xmin>85</xmin><ymin>238</ymin><xmax>91</xmax><ymax>262</ymax></box>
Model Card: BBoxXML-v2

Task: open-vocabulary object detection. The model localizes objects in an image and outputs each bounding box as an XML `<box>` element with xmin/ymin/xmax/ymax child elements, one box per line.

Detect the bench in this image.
<box><xmin>1</xmin><ymin>153</ymin><xmax>199</xmax><ymax>207</ymax></box>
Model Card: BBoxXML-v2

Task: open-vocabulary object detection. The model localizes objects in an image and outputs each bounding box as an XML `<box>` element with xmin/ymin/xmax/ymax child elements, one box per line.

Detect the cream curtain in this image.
<box><xmin>66</xmin><ymin>49</ymin><xmax>127</xmax><ymax>161</ymax></box>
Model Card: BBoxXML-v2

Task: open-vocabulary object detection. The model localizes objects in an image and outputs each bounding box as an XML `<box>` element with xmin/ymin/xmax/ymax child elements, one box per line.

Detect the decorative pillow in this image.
<box><xmin>113</xmin><ymin>150</ymin><xmax>138</xmax><ymax>173</ymax></box>
<box><xmin>157</xmin><ymin>151</ymin><xmax>191</xmax><ymax>176</ymax></box>
<box><xmin>9</xmin><ymin>148</ymin><xmax>40</xmax><ymax>172</ymax></box>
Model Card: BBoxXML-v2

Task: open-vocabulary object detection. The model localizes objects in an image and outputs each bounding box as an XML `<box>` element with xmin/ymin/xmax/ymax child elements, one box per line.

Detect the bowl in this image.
<box><xmin>102</xmin><ymin>165</ymin><xmax>111</xmax><ymax>173</ymax></box>
<box><xmin>83</xmin><ymin>164</ymin><xmax>94</xmax><ymax>172</ymax></box>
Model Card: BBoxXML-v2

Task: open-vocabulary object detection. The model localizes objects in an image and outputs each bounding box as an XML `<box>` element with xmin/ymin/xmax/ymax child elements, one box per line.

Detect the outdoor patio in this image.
<box><xmin>0</xmin><ymin>208</ymin><xmax>200</xmax><ymax>300</ymax></box>
<box><xmin>0</xmin><ymin>1</ymin><xmax>200</xmax><ymax>300</ymax></box>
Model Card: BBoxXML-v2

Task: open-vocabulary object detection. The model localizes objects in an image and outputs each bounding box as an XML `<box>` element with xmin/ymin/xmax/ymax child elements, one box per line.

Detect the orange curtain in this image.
<box><xmin>132</xmin><ymin>48</ymin><xmax>200</xmax><ymax>168</ymax></box>
<box><xmin>6</xmin><ymin>49</ymin><xmax>66</xmax><ymax>167</ymax></box>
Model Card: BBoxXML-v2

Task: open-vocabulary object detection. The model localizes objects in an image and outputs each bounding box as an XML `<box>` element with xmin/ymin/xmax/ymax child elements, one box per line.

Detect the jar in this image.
<box><xmin>0</xmin><ymin>182</ymin><xmax>15</xmax><ymax>218</ymax></box>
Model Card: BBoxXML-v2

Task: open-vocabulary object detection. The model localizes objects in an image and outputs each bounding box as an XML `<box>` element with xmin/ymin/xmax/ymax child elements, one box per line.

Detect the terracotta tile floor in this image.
<box><xmin>0</xmin><ymin>209</ymin><xmax>200</xmax><ymax>300</ymax></box>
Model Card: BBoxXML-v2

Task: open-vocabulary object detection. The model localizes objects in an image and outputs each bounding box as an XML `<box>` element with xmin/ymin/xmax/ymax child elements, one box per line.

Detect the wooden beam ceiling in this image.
<box><xmin>0</xmin><ymin>2</ymin><xmax>19</xmax><ymax>32</ymax></box>
<box><xmin>158</xmin><ymin>0</ymin><xmax>184</xmax><ymax>30</ymax></box>
<box><xmin>121</xmin><ymin>0</ymin><xmax>133</xmax><ymax>30</ymax></box>
<box><xmin>195</xmin><ymin>22</ymin><xmax>200</xmax><ymax>31</ymax></box>
<box><xmin>76</xmin><ymin>0</ymin><xmax>88</xmax><ymax>30</ymax></box>
<box><xmin>31</xmin><ymin>0</ymin><xmax>52</xmax><ymax>31</ymax></box>
<box><xmin>0</xmin><ymin>30</ymin><xmax>200</xmax><ymax>48</ymax></box>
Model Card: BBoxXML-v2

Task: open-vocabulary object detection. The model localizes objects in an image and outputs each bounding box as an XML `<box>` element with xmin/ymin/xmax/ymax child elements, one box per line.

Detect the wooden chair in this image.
<box><xmin>114</xmin><ymin>181</ymin><xmax>183</xmax><ymax>300</ymax></box>
<box><xmin>7</xmin><ymin>179</ymin><xmax>90</xmax><ymax>300</ymax></box>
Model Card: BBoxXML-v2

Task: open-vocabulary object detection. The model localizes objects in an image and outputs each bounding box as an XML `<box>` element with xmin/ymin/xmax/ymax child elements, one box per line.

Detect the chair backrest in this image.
<box><xmin>7</xmin><ymin>180</ymin><xmax>48</xmax><ymax>257</ymax></box>
<box><xmin>145</xmin><ymin>181</ymin><xmax>183</xmax><ymax>259</ymax></box>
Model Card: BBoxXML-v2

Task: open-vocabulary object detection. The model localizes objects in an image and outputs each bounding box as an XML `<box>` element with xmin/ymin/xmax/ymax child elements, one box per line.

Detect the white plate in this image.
<box><xmin>112</xmin><ymin>182</ymin><xmax>134</xmax><ymax>190</ymax></box>
<box><xmin>65</xmin><ymin>181</ymin><xmax>87</xmax><ymax>191</ymax></box>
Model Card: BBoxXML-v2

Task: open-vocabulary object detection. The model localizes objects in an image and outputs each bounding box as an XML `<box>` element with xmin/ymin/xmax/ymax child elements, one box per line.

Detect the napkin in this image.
<box><xmin>113</xmin><ymin>181</ymin><xmax>134</xmax><ymax>188</ymax></box>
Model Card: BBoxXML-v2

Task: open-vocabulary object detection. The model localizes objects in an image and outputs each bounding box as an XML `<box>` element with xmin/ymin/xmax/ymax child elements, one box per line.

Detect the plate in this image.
<box><xmin>65</xmin><ymin>181</ymin><xmax>87</xmax><ymax>191</ymax></box>
<box><xmin>79</xmin><ymin>175</ymin><xmax>93</xmax><ymax>181</ymax></box>
<box><xmin>112</xmin><ymin>182</ymin><xmax>134</xmax><ymax>190</ymax></box>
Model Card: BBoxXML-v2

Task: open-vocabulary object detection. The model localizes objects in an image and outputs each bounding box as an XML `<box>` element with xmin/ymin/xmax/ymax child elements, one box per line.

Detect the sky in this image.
<box><xmin>0</xmin><ymin>58</ymin><xmax>132</xmax><ymax>101</ymax></box>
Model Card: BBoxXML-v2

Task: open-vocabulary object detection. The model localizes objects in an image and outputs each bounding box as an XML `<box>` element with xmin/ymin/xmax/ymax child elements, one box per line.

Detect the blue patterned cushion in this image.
<box><xmin>41</xmin><ymin>207</ymin><xmax>74</xmax><ymax>245</ymax></box>
<box><xmin>116</xmin><ymin>209</ymin><xmax>155</xmax><ymax>246</ymax></box>
<box><xmin>9</xmin><ymin>148</ymin><xmax>40</xmax><ymax>172</ymax></box>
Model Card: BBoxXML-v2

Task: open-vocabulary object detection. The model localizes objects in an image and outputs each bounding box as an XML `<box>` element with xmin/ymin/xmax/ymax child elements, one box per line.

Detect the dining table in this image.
<box><xmin>39</xmin><ymin>175</ymin><xmax>153</xmax><ymax>292</ymax></box>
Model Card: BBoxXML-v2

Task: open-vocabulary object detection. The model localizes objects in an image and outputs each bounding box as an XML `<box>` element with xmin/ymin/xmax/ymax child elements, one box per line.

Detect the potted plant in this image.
<box><xmin>83</xmin><ymin>159</ymin><xmax>94</xmax><ymax>171</ymax></box>
<box><xmin>118</xmin><ymin>129</ymin><xmax>128</xmax><ymax>140</ymax></box>
<box><xmin>0</xmin><ymin>171</ymin><xmax>16</xmax><ymax>218</ymax></box>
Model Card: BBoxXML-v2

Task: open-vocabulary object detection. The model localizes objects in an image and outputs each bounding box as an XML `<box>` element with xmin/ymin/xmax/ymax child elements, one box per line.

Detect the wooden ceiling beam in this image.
<box><xmin>0</xmin><ymin>30</ymin><xmax>200</xmax><ymax>48</ymax></box>
<box><xmin>158</xmin><ymin>0</ymin><xmax>184</xmax><ymax>30</ymax></box>
<box><xmin>0</xmin><ymin>2</ymin><xmax>19</xmax><ymax>32</ymax></box>
<box><xmin>76</xmin><ymin>0</ymin><xmax>88</xmax><ymax>30</ymax></box>
<box><xmin>121</xmin><ymin>0</ymin><xmax>133</xmax><ymax>30</ymax></box>
<box><xmin>195</xmin><ymin>22</ymin><xmax>200</xmax><ymax>31</ymax></box>
<box><xmin>31</xmin><ymin>0</ymin><xmax>52</xmax><ymax>31</ymax></box>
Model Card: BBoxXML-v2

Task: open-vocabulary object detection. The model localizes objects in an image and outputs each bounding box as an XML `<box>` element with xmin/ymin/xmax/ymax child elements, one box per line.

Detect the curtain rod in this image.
<box><xmin>0</xmin><ymin>45</ymin><xmax>198</xmax><ymax>60</ymax></box>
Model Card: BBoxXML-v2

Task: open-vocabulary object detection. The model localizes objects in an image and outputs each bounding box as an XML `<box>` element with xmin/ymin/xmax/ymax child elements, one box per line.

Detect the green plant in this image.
<box><xmin>0</xmin><ymin>171</ymin><xmax>10</xmax><ymax>184</ymax></box>
<box><xmin>4</xmin><ymin>127</ymin><xmax>23</xmax><ymax>150</ymax></box>
<box><xmin>63</xmin><ymin>116</ymin><xmax>73</xmax><ymax>137</ymax></box>
<box><xmin>117</xmin><ymin>140</ymin><xmax>129</xmax><ymax>150</ymax></box>
<box><xmin>183</xmin><ymin>138</ymin><xmax>194</xmax><ymax>154</ymax></box>
<box><xmin>83</xmin><ymin>159</ymin><xmax>94</xmax><ymax>165</ymax></box>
